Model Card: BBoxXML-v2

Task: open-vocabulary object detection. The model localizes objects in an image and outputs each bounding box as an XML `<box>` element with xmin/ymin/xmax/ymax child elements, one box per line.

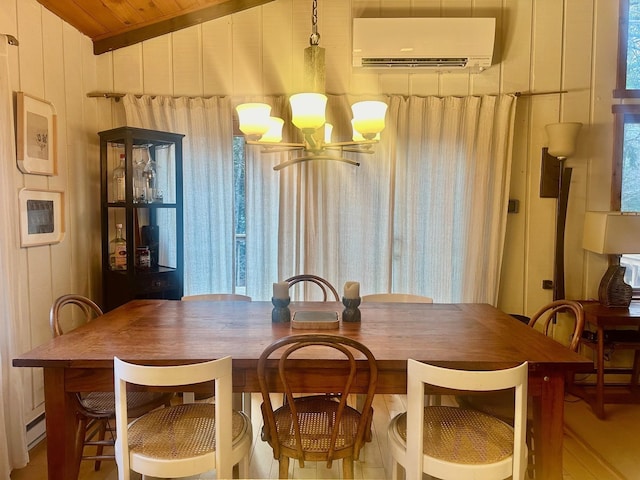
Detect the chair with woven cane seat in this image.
<box><xmin>257</xmin><ymin>334</ymin><xmax>378</xmax><ymax>479</ymax></box>
<box><xmin>388</xmin><ymin>360</ymin><xmax>529</xmax><ymax>480</ymax></box>
<box><xmin>49</xmin><ymin>294</ymin><xmax>173</xmax><ymax>472</ymax></box>
<box><xmin>456</xmin><ymin>299</ymin><xmax>585</xmax><ymax>477</ymax></box>
<box><xmin>285</xmin><ymin>274</ymin><xmax>340</xmax><ymax>301</ymax></box>
<box><xmin>114</xmin><ymin>355</ymin><xmax>252</xmax><ymax>480</ymax></box>
<box><xmin>361</xmin><ymin>293</ymin><xmax>433</xmax><ymax>303</ymax></box>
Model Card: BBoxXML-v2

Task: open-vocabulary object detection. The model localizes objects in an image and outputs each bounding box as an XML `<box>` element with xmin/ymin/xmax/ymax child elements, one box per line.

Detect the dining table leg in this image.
<box><xmin>43</xmin><ymin>367</ymin><xmax>81</xmax><ymax>480</ymax></box>
<box><xmin>531</xmin><ymin>371</ymin><xmax>565</xmax><ymax>480</ymax></box>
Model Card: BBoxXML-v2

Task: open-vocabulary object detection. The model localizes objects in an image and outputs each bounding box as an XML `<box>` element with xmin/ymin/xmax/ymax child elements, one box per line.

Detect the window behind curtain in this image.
<box><xmin>615</xmin><ymin>0</ymin><xmax>640</xmax><ymax>293</ymax></box>
<box><xmin>233</xmin><ymin>135</ymin><xmax>247</xmax><ymax>293</ymax></box>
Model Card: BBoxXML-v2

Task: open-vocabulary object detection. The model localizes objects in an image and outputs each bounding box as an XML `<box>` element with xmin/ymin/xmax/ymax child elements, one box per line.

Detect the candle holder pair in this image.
<box><xmin>341</xmin><ymin>296</ymin><xmax>361</xmax><ymax>322</ymax></box>
<box><xmin>271</xmin><ymin>297</ymin><xmax>291</xmax><ymax>323</ymax></box>
<box><xmin>271</xmin><ymin>296</ymin><xmax>361</xmax><ymax>323</ymax></box>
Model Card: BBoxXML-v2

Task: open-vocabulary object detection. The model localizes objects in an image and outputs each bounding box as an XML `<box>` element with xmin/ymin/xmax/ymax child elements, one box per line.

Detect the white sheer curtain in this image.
<box><xmin>0</xmin><ymin>35</ymin><xmax>29</xmax><ymax>475</ymax></box>
<box><xmin>123</xmin><ymin>95</ymin><xmax>236</xmax><ymax>295</ymax></box>
<box><xmin>125</xmin><ymin>93</ymin><xmax>516</xmax><ymax>304</ymax></box>
<box><xmin>245</xmin><ymin>94</ymin><xmax>517</xmax><ymax>303</ymax></box>
<box><xmin>390</xmin><ymin>95</ymin><xmax>517</xmax><ymax>303</ymax></box>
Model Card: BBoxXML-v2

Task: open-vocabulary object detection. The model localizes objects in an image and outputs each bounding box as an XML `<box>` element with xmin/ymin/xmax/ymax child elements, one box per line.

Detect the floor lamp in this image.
<box><xmin>540</xmin><ymin>122</ymin><xmax>582</xmax><ymax>300</ymax></box>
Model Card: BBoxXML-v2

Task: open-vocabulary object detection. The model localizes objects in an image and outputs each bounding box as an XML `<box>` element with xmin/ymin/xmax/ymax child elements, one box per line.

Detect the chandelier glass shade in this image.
<box><xmin>235</xmin><ymin>0</ymin><xmax>387</xmax><ymax>171</ymax></box>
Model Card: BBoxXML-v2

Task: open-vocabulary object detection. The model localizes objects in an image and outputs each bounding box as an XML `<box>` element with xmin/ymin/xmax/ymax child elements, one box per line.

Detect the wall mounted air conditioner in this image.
<box><xmin>353</xmin><ymin>17</ymin><xmax>496</xmax><ymax>73</ymax></box>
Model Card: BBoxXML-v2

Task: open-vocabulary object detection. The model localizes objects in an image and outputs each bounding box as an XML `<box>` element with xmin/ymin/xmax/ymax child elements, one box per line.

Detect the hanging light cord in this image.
<box><xmin>310</xmin><ymin>0</ymin><xmax>320</xmax><ymax>46</ymax></box>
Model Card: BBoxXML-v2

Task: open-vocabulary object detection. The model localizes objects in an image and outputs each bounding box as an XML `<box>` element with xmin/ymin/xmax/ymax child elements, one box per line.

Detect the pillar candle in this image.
<box><xmin>273</xmin><ymin>281</ymin><xmax>290</xmax><ymax>299</ymax></box>
<box><xmin>344</xmin><ymin>281</ymin><xmax>360</xmax><ymax>299</ymax></box>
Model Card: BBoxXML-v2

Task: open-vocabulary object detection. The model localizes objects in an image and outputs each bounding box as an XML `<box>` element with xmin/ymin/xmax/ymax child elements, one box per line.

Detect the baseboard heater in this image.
<box><xmin>26</xmin><ymin>413</ymin><xmax>46</xmax><ymax>449</ymax></box>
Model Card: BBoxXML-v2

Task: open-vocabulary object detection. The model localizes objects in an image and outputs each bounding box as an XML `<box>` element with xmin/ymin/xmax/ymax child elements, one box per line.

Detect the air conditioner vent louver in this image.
<box><xmin>353</xmin><ymin>18</ymin><xmax>496</xmax><ymax>72</ymax></box>
<box><xmin>361</xmin><ymin>58</ymin><xmax>469</xmax><ymax>68</ymax></box>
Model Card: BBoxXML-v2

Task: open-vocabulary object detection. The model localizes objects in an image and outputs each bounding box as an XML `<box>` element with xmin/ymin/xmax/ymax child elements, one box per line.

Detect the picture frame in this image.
<box><xmin>18</xmin><ymin>188</ymin><xmax>65</xmax><ymax>247</ymax></box>
<box><xmin>15</xmin><ymin>91</ymin><xmax>57</xmax><ymax>176</ymax></box>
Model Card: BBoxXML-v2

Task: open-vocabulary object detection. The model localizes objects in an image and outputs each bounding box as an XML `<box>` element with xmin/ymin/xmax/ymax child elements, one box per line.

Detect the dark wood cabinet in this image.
<box><xmin>99</xmin><ymin>127</ymin><xmax>184</xmax><ymax>311</ymax></box>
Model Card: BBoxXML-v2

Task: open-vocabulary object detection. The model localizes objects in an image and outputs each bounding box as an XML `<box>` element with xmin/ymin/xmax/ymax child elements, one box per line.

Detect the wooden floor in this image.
<box><xmin>11</xmin><ymin>394</ymin><xmax>628</xmax><ymax>480</ymax></box>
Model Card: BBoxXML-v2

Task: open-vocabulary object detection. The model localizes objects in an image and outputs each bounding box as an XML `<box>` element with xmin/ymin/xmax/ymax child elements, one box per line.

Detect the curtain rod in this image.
<box><xmin>3</xmin><ymin>34</ymin><xmax>19</xmax><ymax>46</ymax></box>
<box><xmin>86</xmin><ymin>90</ymin><xmax>569</xmax><ymax>101</ymax></box>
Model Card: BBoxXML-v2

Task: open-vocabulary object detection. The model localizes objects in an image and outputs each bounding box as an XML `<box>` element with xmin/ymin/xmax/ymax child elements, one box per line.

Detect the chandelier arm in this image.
<box><xmin>324</xmin><ymin>140</ymin><xmax>378</xmax><ymax>147</ymax></box>
<box><xmin>273</xmin><ymin>155</ymin><xmax>360</xmax><ymax>171</ymax></box>
<box><xmin>321</xmin><ymin>145</ymin><xmax>375</xmax><ymax>154</ymax></box>
<box><xmin>259</xmin><ymin>147</ymin><xmax>306</xmax><ymax>153</ymax></box>
<box><xmin>247</xmin><ymin>141</ymin><xmax>305</xmax><ymax>148</ymax></box>
<box><xmin>341</xmin><ymin>148</ymin><xmax>376</xmax><ymax>154</ymax></box>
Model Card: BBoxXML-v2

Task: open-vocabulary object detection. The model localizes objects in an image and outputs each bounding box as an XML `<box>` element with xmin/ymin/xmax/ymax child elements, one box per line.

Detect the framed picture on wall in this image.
<box><xmin>15</xmin><ymin>91</ymin><xmax>57</xmax><ymax>176</ymax></box>
<box><xmin>18</xmin><ymin>188</ymin><xmax>65</xmax><ymax>247</ymax></box>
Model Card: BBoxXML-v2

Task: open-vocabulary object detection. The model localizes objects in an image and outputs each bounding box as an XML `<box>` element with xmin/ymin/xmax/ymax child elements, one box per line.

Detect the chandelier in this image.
<box><xmin>235</xmin><ymin>0</ymin><xmax>388</xmax><ymax>171</ymax></box>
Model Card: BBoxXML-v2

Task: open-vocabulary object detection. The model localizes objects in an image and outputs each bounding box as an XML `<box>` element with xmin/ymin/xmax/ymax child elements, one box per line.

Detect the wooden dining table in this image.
<box><xmin>13</xmin><ymin>299</ymin><xmax>591</xmax><ymax>480</ymax></box>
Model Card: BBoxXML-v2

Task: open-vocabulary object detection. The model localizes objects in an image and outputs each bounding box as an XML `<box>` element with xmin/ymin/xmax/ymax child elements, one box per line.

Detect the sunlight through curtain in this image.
<box><xmin>125</xmin><ymin>93</ymin><xmax>516</xmax><ymax>304</ymax></box>
<box><xmin>0</xmin><ymin>35</ymin><xmax>29</xmax><ymax>475</ymax></box>
<box><xmin>390</xmin><ymin>95</ymin><xmax>517</xmax><ymax>303</ymax></box>
<box><xmin>245</xmin><ymin>94</ymin><xmax>517</xmax><ymax>304</ymax></box>
<box><xmin>123</xmin><ymin>95</ymin><xmax>235</xmax><ymax>295</ymax></box>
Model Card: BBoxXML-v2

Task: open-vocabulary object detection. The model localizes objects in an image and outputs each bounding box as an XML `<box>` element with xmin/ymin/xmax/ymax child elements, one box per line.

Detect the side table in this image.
<box><xmin>570</xmin><ymin>302</ymin><xmax>640</xmax><ymax>419</ymax></box>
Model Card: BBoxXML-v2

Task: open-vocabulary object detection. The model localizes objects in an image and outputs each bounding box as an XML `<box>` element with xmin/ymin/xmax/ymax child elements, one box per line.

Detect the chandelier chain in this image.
<box><xmin>310</xmin><ymin>0</ymin><xmax>320</xmax><ymax>46</ymax></box>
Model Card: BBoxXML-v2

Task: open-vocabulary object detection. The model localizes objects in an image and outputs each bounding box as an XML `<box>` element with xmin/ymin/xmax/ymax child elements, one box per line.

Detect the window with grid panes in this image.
<box><xmin>615</xmin><ymin>0</ymin><xmax>640</xmax><ymax>295</ymax></box>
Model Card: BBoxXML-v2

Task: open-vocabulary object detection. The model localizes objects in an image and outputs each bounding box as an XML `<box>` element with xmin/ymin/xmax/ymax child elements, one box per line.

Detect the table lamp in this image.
<box><xmin>583</xmin><ymin>211</ymin><xmax>640</xmax><ymax>307</ymax></box>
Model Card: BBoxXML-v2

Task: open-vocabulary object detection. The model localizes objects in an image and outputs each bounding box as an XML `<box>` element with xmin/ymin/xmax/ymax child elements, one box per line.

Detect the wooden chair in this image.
<box><xmin>456</xmin><ymin>299</ymin><xmax>585</xmax><ymax>477</ymax></box>
<box><xmin>361</xmin><ymin>293</ymin><xmax>433</xmax><ymax>303</ymax></box>
<box><xmin>257</xmin><ymin>334</ymin><xmax>378</xmax><ymax>479</ymax></box>
<box><xmin>388</xmin><ymin>360</ymin><xmax>529</xmax><ymax>480</ymax></box>
<box><xmin>49</xmin><ymin>294</ymin><xmax>173</xmax><ymax>472</ymax></box>
<box><xmin>181</xmin><ymin>293</ymin><xmax>252</xmax><ymax>301</ymax></box>
<box><xmin>285</xmin><ymin>274</ymin><xmax>340</xmax><ymax>301</ymax></box>
<box><xmin>114</xmin><ymin>356</ymin><xmax>252</xmax><ymax>479</ymax></box>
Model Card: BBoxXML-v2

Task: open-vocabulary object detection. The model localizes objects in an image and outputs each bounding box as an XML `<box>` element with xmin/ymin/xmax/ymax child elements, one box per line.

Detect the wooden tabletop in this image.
<box><xmin>13</xmin><ymin>299</ymin><xmax>590</xmax><ymax>372</ymax></box>
<box><xmin>581</xmin><ymin>301</ymin><xmax>640</xmax><ymax>325</ymax></box>
<box><xmin>13</xmin><ymin>299</ymin><xmax>591</xmax><ymax>480</ymax></box>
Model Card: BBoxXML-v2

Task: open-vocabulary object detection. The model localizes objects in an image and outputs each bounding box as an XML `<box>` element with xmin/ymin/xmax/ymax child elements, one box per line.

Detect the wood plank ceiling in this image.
<box><xmin>36</xmin><ymin>0</ymin><xmax>276</xmax><ymax>55</ymax></box>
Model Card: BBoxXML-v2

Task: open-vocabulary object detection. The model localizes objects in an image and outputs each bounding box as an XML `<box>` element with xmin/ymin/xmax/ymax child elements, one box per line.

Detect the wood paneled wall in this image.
<box><xmin>1</xmin><ymin>0</ymin><xmax>99</xmax><ymax>425</ymax></box>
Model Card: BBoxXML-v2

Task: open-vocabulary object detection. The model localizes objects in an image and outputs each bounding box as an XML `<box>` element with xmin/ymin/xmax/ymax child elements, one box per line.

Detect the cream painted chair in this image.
<box><xmin>361</xmin><ymin>293</ymin><xmax>433</xmax><ymax>303</ymax></box>
<box><xmin>181</xmin><ymin>293</ymin><xmax>252</xmax><ymax>301</ymax></box>
<box><xmin>456</xmin><ymin>299</ymin><xmax>585</xmax><ymax>476</ymax></box>
<box><xmin>114</xmin><ymin>356</ymin><xmax>252</xmax><ymax>480</ymax></box>
<box><xmin>388</xmin><ymin>360</ymin><xmax>528</xmax><ymax>480</ymax></box>
<box><xmin>50</xmin><ymin>294</ymin><xmax>173</xmax><ymax>472</ymax></box>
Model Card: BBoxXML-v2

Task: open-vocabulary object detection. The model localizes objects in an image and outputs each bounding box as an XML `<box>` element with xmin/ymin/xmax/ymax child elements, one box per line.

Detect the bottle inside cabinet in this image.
<box><xmin>133</xmin><ymin>145</ymin><xmax>149</xmax><ymax>203</ymax></box>
<box><xmin>112</xmin><ymin>154</ymin><xmax>126</xmax><ymax>202</ymax></box>
<box><xmin>109</xmin><ymin>223</ymin><xmax>127</xmax><ymax>270</ymax></box>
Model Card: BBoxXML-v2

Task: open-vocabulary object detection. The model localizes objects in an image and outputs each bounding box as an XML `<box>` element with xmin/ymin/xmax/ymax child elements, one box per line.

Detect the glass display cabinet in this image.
<box><xmin>99</xmin><ymin>127</ymin><xmax>184</xmax><ymax>311</ymax></box>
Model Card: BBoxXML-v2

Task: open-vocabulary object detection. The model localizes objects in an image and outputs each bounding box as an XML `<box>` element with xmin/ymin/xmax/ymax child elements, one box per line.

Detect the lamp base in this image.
<box><xmin>598</xmin><ymin>265</ymin><xmax>633</xmax><ymax>307</ymax></box>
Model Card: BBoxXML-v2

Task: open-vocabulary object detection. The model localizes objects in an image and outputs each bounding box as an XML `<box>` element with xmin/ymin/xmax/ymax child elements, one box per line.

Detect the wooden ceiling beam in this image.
<box><xmin>37</xmin><ymin>0</ymin><xmax>276</xmax><ymax>55</ymax></box>
<box><xmin>93</xmin><ymin>0</ymin><xmax>276</xmax><ymax>54</ymax></box>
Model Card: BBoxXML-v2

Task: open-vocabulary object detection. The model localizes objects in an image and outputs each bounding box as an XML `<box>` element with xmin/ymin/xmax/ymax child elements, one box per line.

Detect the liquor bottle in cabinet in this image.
<box><xmin>99</xmin><ymin>126</ymin><xmax>184</xmax><ymax>311</ymax></box>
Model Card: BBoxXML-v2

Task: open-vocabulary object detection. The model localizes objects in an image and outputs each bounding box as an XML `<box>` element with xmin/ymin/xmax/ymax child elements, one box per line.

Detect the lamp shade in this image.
<box><xmin>583</xmin><ymin>211</ymin><xmax>640</xmax><ymax>254</ymax></box>
<box><xmin>236</xmin><ymin>103</ymin><xmax>272</xmax><ymax>137</ymax></box>
<box><xmin>352</xmin><ymin>119</ymin><xmax>380</xmax><ymax>141</ymax></box>
<box><xmin>545</xmin><ymin>122</ymin><xmax>582</xmax><ymax>158</ymax></box>
<box><xmin>351</xmin><ymin>100</ymin><xmax>388</xmax><ymax>139</ymax></box>
<box><xmin>260</xmin><ymin>117</ymin><xmax>284</xmax><ymax>143</ymax></box>
<box><xmin>290</xmin><ymin>93</ymin><xmax>327</xmax><ymax>133</ymax></box>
